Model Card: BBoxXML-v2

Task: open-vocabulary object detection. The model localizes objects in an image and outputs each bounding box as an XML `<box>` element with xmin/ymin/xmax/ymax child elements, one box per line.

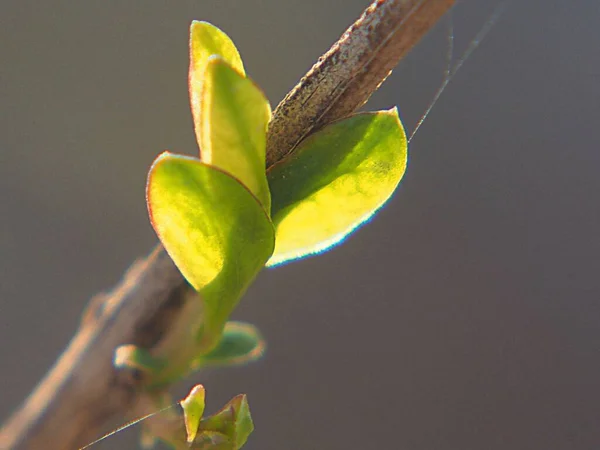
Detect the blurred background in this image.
<box><xmin>1</xmin><ymin>1</ymin><xmax>599</xmax><ymax>449</ymax></box>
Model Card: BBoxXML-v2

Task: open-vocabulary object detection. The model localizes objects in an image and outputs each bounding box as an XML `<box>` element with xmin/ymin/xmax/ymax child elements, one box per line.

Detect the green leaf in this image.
<box><xmin>199</xmin><ymin>57</ymin><xmax>272</xmax><ymax>212</ymax></box>
<box><xmin>266</xmin><ymin>109</ymin><xmax>407</xmax><ymax>266</ymax></box>
<box><xmin>147</xmin><ymin>153</ymin><xmax>274</xmax><ymax>349</ymax></box>
<box><xmin>113</xmin><ymin>344</ymin><xmax>166</xmax><ymax>373</ymax></box>
<box><xmin>181</xmin><ymin>385</ymin><xmax>206</xmax><ymax>444</ymax></box>
<box><xmin>198</xmin><ymin>394</ymin><xmax>253</xmax><ymax>450</ymax></box>
<box><xmin>189</xmin><ymin>21</ymin><xmax>245</xmax><ymax>147</ymax></box>
<box><xmin>193</xmin><ymin>321</ymin><xmax>265</xmax><ymax>369</ymax></box>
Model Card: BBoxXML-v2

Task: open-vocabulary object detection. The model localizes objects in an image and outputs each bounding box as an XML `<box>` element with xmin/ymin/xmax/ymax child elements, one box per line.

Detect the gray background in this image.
<box><xmin>2</xmin><ymin>1</ymin><xmax>599</xmax><ymax>449</ymax></box>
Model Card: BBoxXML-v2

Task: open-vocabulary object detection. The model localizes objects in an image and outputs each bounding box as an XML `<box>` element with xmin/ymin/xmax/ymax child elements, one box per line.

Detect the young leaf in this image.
<box><xmin>113</xmin><ymin>344</ymin><xmax>166</xmax><ymax>374</ymax></box>
<box><xmin>147</xmin><ymin>153</ymin><xmax>274</xmax><ymax>349</ymax></box>
<box><xmin>190</xmin><ymin>21</ymin><xmax>245</xmax><ymax>145</ymax></box>
<box><xmin>198</xmin><ymin>394</ymin><xmax>253</xmax><ymax>450</ymax></box>
<box><xmin>266</xmin><ymin>109</ymin><xmax>407</xmax><ymax>266</ymax></box>
<box><xmin>181</xmin><ymin>385</ymin><xmax>207</xmax><ymax>444</ymax></box>
<box><xmin>199</xmin><ymin>58</ymin><xmax>272</xmax><ymax>211</ymax></box>
<box><xmin>192</xmin><ymin>321</ymin><xmax>265</xmax><ymax>369</ymax></box>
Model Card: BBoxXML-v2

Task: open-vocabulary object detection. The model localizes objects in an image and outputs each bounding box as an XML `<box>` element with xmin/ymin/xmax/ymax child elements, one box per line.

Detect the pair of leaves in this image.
<box><xmin>113</xmin><ymin>321</ymin><xmax>265</xmax><ymax>387</ymax></box>
<box><xmin>147</xmin><ymin>21</ymin><xmax>408</xmax><ymax>351</ymax></box>
<box><xmin>148</xmin><ymin>22</ymin><xmax>274</xmax><ymax>350</ymax></box>
<box><xmin>181</xmin><ymin>385</ymin><xmax>253</xmax><ymax>449</ymax></box>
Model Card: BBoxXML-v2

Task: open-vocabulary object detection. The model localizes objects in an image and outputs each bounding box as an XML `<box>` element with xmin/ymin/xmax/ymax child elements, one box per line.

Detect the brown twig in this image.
<box><xmin>267</xmin><ymin>0</ymin><xmax>455</xmax><ymax>166</ymax></box>
<box><xmin>0</xmin><ymin>1</ymin><xmax>455</xmax><ymax>449</ymax></box>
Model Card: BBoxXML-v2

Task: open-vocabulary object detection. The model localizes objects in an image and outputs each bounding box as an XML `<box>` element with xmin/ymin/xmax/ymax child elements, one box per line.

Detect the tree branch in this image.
<box><xmin>267</xmin><ymin>0</ymin><xmax>454</xmax><ymax>166</ymax></box>
<box><xmin>0</xmin><ymin>1</ymin><xmax>455</xmax><ymax>449</ymax></box>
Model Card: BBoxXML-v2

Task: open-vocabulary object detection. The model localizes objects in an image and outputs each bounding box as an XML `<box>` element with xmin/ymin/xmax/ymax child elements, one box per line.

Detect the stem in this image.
<box><xmin>0</xmin><ymin>1</ymin><xmax>454</xmax><ymax>449</ymax></box>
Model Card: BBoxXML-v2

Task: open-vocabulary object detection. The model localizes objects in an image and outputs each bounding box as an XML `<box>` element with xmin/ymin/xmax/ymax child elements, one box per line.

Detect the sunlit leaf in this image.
<box><xmin>192</xmin><ymin>321</ymin><xmax>265</xmax><ymax>369</ymax></box>
<box><xmin>147</xmin><ymin>153</ymin><xmax>274</xmax><ymax>349</ymax></box>
<box><xmin>181</xmin><ymin>385</ymin><xmax>206</xmax><ymax>444</ymax></box>
<box><xmin>266</xmin><ymin>109</ymin><xmax>407</xmax><ymax>266</ymax></box>
<box><xmin>200</xmin><ymin>58</ymin><xmax>271</xmax><ymax>211</ymax></box>
<box><xmin>189</xmin><ymin>21</ymin><xmax>245</xmax><ymax>149</ymax></box>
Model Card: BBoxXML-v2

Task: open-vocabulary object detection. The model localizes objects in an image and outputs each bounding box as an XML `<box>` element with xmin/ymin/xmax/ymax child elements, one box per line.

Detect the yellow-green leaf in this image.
<box><xmin>266</xmin><ymin>109</ymin><xmax>407</xmax><ymax>266</ymax></box>
<box><xmin>181</xmin><ymin>384</ymin><xmax>206</xmax><ymax>444</ymax></box>
<box><xmin>189</xmin><ymin>21</ymin><xmax>245</xmax><ymax>148</ymax></box>
<box><xmin>147</xmin><ymin>153</ymin><xmax>274</xmax><ymax>349</ymax></box>
<box><xmin>200</xmin><ymin>57</ymin><xmax>272</xmax><ymax>212</ymax></box>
